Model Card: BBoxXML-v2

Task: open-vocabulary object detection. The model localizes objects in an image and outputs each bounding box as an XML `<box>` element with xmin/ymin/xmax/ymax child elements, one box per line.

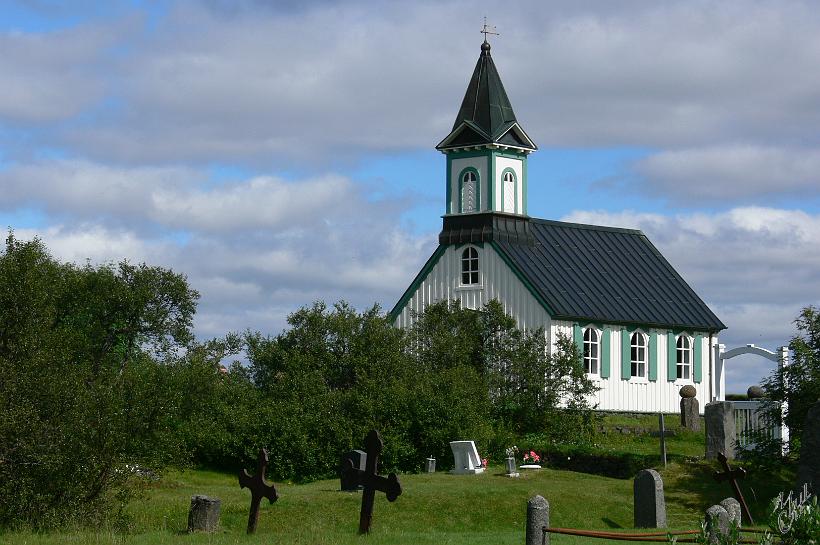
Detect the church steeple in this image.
<box><xmin>437</xmin><ymin>41</ymin><xmax>536</xmax><ymax>152</ymax></box>
<box><xmin>438</xmin><ymin>40</ymin><xmax>536</xmax><ymax>221</ymax></box>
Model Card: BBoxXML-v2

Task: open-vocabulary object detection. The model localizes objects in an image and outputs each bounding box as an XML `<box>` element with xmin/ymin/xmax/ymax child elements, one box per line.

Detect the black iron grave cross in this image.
<box><xmin>343</xmin><ymin>429</ymin><xmax>402</xmax><ymax>534</ymax></box>
<box><xmin>239</xmin><ymin>448</ymin><xmax>279</xmax><ymax>534</ymax></box>
<box><xmin>713</xmin><ymin>452</ymin><xmax>754</xmax><ymax>526</ymax></box>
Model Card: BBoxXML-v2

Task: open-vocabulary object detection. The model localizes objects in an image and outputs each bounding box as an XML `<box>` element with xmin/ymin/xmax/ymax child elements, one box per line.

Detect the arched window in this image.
<box><xmin>502</xmin><ymin>170</ymin><xmax>516</xmax><ymax>213</ymax></box>
<box><xmin>460</xmin><ymin>171</ymin><xmax>478</xmax><ymax>213</ymax></box>
<box><xmin>630</xmin><ymin>332</ymin><xmax>647</xmax><ymax>378</ymax></box>
<box><xmin>676</xmin><ymin>335</ymin><xmax>692</xmax><ymax>380</ymax></box>
<box><xmin>583</xmin><ymin>327</ymin><xmax>599</xmax><ymax>375</ymax></box>
<box><xmin>461</xmin><ymin>247</ymin><xmax>479</xmax><ymax>285</ymax></box>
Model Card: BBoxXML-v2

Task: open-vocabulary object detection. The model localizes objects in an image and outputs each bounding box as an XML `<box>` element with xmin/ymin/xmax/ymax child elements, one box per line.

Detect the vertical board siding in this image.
<box><xmin>394</xmin><ymin>244</ymin><xmax>551</xmax><ymax>331</ymax></box>
<box><xmin>395</xmin><ymin>245</ymin><xmax>716</xmax><ymax>414</ymax></box>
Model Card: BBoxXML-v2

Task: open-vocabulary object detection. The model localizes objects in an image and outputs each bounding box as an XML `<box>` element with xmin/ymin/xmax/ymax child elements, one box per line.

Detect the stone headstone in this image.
<box><xmin>633</xmin><ymin>469</ymin><xmax>666</xmax><ymax>528</ymax></box>
<box><xmin>505</xmin><ymin>457</ymin><xmax>519</xmax><ymax>477</ymax></box>
<box><xmin>719</xmin><ymin>497</ymin><xmax>741</xmax><ymax>528</ymax></box>
<box><xmin>705</xmin><ymin>401</ymin><xmax>736</xmax><ymax>460</ymax></box>
<box><xmin>796</xmin><ymin>400</ymin><xmax>820</xmax><ymax>495</ymax></box>
<box><xmin>425</xmin><ymin>457</ymin><xmax>436</xmax><ymax>473</ymax></box>
<box><xmin>526</xmin><ymin>495</ymin><xmax>549</xmax><ymax>545</ymax></box>
<box><xmin>680</xmin><ymin>397</ymin><xmax>700</xmax><ymax>432</ymax></box>
<box><xmin>340</xmin><ymin>449</ymin><xmax>366</xmax><ymax>491</ymax></box>
<box><xmin>449</xmin><ymin>440</ymin><xmax>484</xmax><ymax>474</ymax></box>
<box><xmin>187</xmin><ymin>495</ymin><xmax>220</xmax><ymax>533</ymax></box>
<box><xmin>705</xmin><ymin>504</ymin><xmax>730</xmax><ymax>544</ymax></box>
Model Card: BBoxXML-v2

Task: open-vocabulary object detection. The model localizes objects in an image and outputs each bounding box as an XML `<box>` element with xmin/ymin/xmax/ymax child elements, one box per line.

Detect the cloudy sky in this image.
<box><xmin>2</xmin><ymin>0</ymin><xmax>819</xmax><ymax>393</ymax></box>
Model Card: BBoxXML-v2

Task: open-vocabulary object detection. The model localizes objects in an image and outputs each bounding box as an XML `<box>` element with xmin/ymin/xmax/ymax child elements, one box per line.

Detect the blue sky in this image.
<box><xmin>2</xmin><ymin>0</ymin><xmax>819</xmax><ymax>394</ymax></box>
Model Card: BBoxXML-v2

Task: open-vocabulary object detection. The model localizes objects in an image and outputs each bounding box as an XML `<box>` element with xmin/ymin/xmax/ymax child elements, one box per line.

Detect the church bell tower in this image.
<box><xmin>437</xmin><ymin>39</ymin><xmax>537</xmax><ymax>245</ymax></box>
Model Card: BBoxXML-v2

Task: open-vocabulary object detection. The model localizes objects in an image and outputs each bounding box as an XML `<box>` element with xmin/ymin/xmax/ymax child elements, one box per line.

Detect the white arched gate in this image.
<box><xmin>716</xmin><ymin>343</ymin><xmax>790</xmax><ymax>452</ymax></box>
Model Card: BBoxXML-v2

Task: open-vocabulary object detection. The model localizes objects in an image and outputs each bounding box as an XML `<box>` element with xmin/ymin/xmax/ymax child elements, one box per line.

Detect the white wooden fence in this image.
<box><xmin>733</xmin><ymin>400</ymin><xmax>784</xmax><ymax>450</ymax></box>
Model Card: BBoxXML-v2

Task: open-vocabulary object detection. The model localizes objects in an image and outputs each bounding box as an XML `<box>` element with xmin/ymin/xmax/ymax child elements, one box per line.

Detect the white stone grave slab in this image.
<box><xmin>449</xmin><ymin>440</ymin><xmax>484</xmax><ymax>474</ymax></box>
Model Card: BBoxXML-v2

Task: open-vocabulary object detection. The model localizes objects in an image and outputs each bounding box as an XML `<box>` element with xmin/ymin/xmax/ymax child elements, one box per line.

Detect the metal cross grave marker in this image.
<box><xmin>238</xmin><ymin>448</ymin><xmax>279</xmax><ymax>534</ymax></box>
<box><xmin>343</xmin><ymin>429</ymin><xmax>402</xmax><ymax>534</ymax></box>
<box><xmin>713</xmin><ymin>451</ymin><xmax>754</xmax><ymax>526</ymax></box>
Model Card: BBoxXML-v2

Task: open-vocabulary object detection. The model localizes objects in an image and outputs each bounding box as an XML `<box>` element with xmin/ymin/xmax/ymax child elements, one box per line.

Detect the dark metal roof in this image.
<box><xmin>494</xmin><ymin>219</ymin><xmax>726</xmax><ymax>331</ymax></box>
<box><xmin>436</xmin><ymin>42</ymin><xmax>536</xmax><ymax>151</ymax></box>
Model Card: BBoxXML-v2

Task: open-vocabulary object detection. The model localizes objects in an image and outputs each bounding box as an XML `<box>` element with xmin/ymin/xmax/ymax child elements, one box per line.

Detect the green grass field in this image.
<box><xmin>0</xmin><ymin>457</ymin><xmax>791</xmax><ymax>545</ymax></box>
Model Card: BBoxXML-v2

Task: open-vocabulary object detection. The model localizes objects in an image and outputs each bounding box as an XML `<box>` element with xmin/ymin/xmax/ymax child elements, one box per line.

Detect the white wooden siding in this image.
<box><xmin>552</xmin><ymin>321</ymin><xmax>718</xmax><ymax>414</ymax></box>
<box><xmin>394</xmin><ymin>244</ymin><xmax>551</xmax><ymax>330</ymax></box>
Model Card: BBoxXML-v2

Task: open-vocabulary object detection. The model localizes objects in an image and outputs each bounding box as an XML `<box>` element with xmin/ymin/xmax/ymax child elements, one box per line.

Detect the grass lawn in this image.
<box><xmin>0</xmin><ymin>457</ymin><xmax>792</xmax><ymax>545</ymax></box>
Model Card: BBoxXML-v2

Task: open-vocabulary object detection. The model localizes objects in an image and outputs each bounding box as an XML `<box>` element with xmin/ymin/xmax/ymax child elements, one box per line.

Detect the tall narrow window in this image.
<box><xmin>583</xmin><ymin>327</ymin><xmax>599</xmax><ymax>375</ymax></box>
<box><xmin>503</xmin><ymin>170</ymin><xmax>516</xmax><ymax>213</ymax></box>
<box><xmin>630</xmin><ymin>332</ymin><xmax>647</xmax><ymax>378</ymax></box>
<box><xmin>461</xmin><ymin>247</ymin><xmax>479</xmax><ymax>285</ymax></box>
<box><xmin>461</xmin><ymin>171</ymin><xmax>477</xmax><ymax>213</ymax></box>
<box><xmin>676</xmin><ymin>335</ymin><xmax>692</xmax><ymax>380</ymax></box>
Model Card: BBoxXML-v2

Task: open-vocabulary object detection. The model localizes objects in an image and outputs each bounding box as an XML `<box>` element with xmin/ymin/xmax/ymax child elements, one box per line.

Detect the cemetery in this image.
<box><xmin>0</xmin><ymin>235</ymin><xmax>818</xmax><ymax>544</ymax></box>
<box><xmin>1</xmin><ymin>12</ymin><xmax>819</xmax><ymax>545</ymax></box>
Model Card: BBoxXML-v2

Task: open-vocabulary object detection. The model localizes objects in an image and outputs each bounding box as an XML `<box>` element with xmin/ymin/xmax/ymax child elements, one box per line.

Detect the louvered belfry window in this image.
<box><xmin>461</xmin><ymin>171</ymin><xmax>477</xmax><ymax>213</ymax></box>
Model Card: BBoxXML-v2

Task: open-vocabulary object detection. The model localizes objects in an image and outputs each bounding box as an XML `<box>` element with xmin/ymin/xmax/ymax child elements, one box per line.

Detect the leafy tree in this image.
<box><xmin>0</xmin><ymin>234</ymin><xmax>199</xmax><ymax>527</ymax></box>
<box><xmin>762</xmin><ymin>306</ymin><xmax>820</xmax><ymax>451</ymax></box>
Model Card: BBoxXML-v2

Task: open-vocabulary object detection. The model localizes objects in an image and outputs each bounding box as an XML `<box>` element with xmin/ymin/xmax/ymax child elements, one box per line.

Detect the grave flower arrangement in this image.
<box><xmin>505</xmin><ymin>446</ymin><xmax>519</xmax><ymax>459</ymax></box>
<box><xmin>522</xmin><ymin>450</ymin><xmax>541</xmax><ymax>465</ymax></box>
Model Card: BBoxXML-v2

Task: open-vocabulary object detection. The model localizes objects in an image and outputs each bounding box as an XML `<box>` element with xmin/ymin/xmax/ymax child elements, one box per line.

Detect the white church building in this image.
<box><xmin>390</xmin><ymin>40</ymin><xmax>727</xmax><ymax>414</ymax></box>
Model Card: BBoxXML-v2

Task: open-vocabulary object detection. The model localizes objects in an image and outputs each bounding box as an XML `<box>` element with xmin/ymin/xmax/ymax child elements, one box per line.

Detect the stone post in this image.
<box><xmin>425</xmin><ymin>457</ymin><xmax>436</xmax><ymax>473</ymax></box>
<box><xmin>705</xmin><ymin>401</ymin><xmax>736</xmax><ymax>460</ymax></box>
<box><xmin>633</xmin><ymin>469</ymin><xmax>666</xmax><ymax>528</ymax></box>
<box><xmin>187</xmin><ymin>495</ymin><xmax>220</xmax><ymax>533</ymax></box>
<box><xmin>680</xmin><ymin>384</ymin><xmax>700</xmax><ymax>431</ymax></box>
<box><xmin>719</xmin><ymin>497</ymin><xmax>741</xmax><ymax>528</ymax></box>
<box><xmin>526</xmin><ymin>495</ymin><xmax>549</xmax><ymax>545</ymax></box>
<box><xmin>705</xmin><ymin>504</ymin><xmax>730</xmax><ymax>544</ymax></box>
<box><xmin>796</xmin><ymin>400</ymin><xmax>820</xmax><ymax>495</ymax></box>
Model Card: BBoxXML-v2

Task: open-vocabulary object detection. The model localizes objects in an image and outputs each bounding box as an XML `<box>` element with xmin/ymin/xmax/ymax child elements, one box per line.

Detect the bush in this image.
<box><xmin>0</xmin><ymin>235</ymin><xmax>198</xmax><ymax>528</ymax></box>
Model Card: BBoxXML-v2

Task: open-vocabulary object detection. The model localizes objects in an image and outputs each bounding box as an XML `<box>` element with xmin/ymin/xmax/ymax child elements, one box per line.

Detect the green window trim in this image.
<box><xmin>573</xmin><ymin>323</ymin><xmax>584</xmax><ymax>363</ymax></box>
<box><xmin>693</xmin><ymin>333</ymin><xmax>703</xmax><ymax>383</ymax></box>
<box><xmin>621</xmin><ymin>329</ymin><xmax>631</xmax><ymax>380</ymax></box>
<box><xmin>648</xmin><ymin>332</ymin><xmax>658</xmax><ymax>382</ymax></box>
<box><xmin>667</xmin><ymin>331</ymin><xmax>677</xmax><ymax>382</ymax></box>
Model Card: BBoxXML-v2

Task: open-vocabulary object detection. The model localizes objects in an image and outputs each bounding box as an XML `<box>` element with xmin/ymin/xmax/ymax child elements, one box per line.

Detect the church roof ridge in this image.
<box><xmin>529</xmin><ymin>217</ymin><xmax>646</xmax><ymax>237</ymax></box>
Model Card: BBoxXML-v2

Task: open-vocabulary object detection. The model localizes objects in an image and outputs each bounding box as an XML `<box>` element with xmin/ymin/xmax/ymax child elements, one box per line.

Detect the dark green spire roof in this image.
<box><xmin>436</xmin><ymin>41</ymin><xmax>536</xmax><ymax>151</ymax></box>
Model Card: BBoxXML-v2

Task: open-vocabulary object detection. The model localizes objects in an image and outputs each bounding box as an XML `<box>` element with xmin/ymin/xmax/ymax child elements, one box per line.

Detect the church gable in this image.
<box><xmin>390</xmin><ymin>243</ymin><xmax>551</xmax><ymax>330</ymax></box>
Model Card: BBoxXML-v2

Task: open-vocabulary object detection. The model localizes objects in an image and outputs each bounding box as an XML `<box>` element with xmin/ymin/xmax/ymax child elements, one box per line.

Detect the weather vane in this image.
<box><xmin>480</xmin><ymin>17</ymin><xmax>499</xmax><ymax>42</ymax></box>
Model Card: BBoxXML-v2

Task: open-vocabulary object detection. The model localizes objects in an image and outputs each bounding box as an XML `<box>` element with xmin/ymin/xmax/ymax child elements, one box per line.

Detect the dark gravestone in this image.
<box><xmin>187</xmin><ymin>495</ymin><xmax>220</xmax><ymax>533</ymax></box>
<box><xmin>340</xmin><ymin>450</ymin><xmax>366</xmax><ymax>491</ymax></box>
<box><xmin>796</xmin><ymin>400</ymin><xmax>820</xmax><ymax>495</ymax></box>
<box><xmin>705</xmin><ymin>401</ymin><xmax>735</xmax><ymax>460</ymax></box>
<box><xmin>705</xmin><ymin>504</ymin><xmax>730</xmax><ymax>544</ymax></box>
<box><xmin>526</xmin><ymin>495</ymin><xmax>549</xmax><ymax>545</ymax></box>
<box><xmin>633</xmin><ymin>469</ymin><xmax>666</xmax><ymax>528</ymax></box>
<box><xmin>238</xmin><ymin>448</ymin><xmax>279</xmax><ymax>534</ymax></box>
<box><xmin>680</xmin><ymin>386</ymin><xmax>700</xmax><ymax>432</ymax></box>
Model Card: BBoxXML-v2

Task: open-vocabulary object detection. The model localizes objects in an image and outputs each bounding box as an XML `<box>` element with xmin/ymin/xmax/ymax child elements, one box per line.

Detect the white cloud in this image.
<box><xmin>635</xmin><ymin>146</ymin><xmax>820</xmax><ymax>201</ymax></box>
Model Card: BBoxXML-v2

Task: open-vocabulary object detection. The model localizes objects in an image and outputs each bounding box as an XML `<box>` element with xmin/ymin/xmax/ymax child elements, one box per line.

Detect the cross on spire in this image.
<box><xmin>480</xmin><ymin>17</ymin><xmax>499</xmax><ymax>43</ymax></box>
